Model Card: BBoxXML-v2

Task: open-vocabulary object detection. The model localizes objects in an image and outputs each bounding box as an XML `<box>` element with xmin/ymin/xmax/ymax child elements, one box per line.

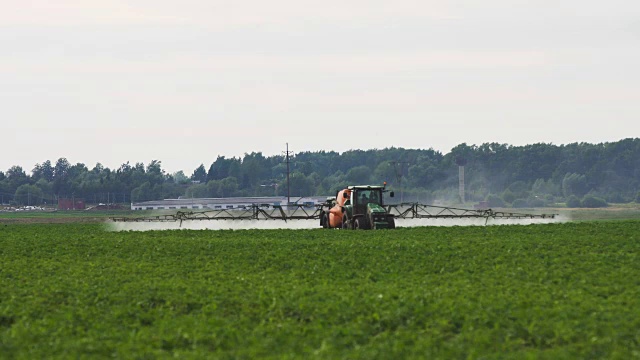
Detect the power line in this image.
<box><xmin>283</xmin><ymin>143</ymin><xmax>294</xmax><ymax>205</ymax></box>
<box><xmin>391</xmin><ymin>161</ymin><xmax>410</xmax><ymax>203</ymax></box>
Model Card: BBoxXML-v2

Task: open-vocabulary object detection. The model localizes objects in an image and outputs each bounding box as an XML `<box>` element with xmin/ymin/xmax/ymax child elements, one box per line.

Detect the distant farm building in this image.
<box><xmin>58</xmin><ymin>198</ymin><xmax>86</xmax><ymax>210</ymax></box>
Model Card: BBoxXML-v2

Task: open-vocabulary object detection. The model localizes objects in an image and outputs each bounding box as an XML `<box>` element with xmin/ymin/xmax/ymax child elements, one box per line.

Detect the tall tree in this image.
<box><xmin>6</xmin><ymin>166</ymin><xmax>29</xmax><ymax>192</ymax></box>
<box><xmin>208</xmin><ymin>156</ymin><xmax>231</xmax><ymax>180</ymax></box>
<box><xmin>191</xmin><ymin>164</ymin><xmax>207</xmax><ymax>183</ymax></box>
<box><xmin>53</xmin><ymin>158</ymin><xmax>71</xmax><ymax>195</ymax></box>
<box><xmin>32</xmin><ymin>160</ymin><xmax>54</xmax><ymax>182</ymax></box>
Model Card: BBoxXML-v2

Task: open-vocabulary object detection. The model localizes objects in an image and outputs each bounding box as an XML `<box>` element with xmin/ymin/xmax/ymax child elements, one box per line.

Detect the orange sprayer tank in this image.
<box><xmin>328</xmin><ymin>189</ymin><xmax>351</xmax><ymax>228</ymax></box>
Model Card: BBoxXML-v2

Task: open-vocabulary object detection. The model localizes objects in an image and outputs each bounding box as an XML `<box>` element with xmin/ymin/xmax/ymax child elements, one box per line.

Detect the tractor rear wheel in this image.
<box><xmin>322</xmin><ymin>213</ymin><xmax>329</xmax><ymax>228</ymax></box>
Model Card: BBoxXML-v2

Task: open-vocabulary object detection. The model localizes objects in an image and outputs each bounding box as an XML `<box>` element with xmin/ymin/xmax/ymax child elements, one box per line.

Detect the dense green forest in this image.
<box><xmin>1</xmin><ymin>139</ymin><xmax>639</xmax><ymax>208</ymax></box>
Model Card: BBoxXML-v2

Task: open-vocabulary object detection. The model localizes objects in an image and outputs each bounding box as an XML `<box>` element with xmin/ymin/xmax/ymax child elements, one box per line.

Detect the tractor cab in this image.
<box><xmin>340</xmin><ymin>185</ymin><xmax>395</xmax><ymax>229</ymax></box>
<box><xmin>352</xmin><ymin>188</ymin><xmax>383</xmax><ymax>215</ymax></box>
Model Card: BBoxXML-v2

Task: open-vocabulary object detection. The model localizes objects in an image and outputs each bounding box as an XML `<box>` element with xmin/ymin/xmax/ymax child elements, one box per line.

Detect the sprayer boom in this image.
<box><xmin>111</xmin><ymin>202</ymin><xmax>555</xmax><ymax>228</ymax></box>
<box><xmin>386</xmin><ymin>203</ymin><xmax>556</xmax><ymax>220</ymax></box>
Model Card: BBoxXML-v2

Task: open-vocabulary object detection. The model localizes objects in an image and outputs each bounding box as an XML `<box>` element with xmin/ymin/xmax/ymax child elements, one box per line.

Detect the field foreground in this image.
<box><xmin>1</xmin><ymin>221</ymin><xmax>639</xmax><ymax>358</ymax></box>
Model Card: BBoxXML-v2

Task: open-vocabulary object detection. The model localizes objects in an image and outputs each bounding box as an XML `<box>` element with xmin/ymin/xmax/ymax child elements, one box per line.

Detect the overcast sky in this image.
<box><xmin>3</xmin><ymin>0</ymin><xmax>639</xmax><ymax>174</ymax></box>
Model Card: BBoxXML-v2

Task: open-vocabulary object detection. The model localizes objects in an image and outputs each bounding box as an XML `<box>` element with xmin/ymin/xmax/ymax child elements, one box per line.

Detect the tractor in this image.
<box><xmin>320</xmin><ymin>184</ymin><xmax>396</xmax><ymax>230</ymax></box>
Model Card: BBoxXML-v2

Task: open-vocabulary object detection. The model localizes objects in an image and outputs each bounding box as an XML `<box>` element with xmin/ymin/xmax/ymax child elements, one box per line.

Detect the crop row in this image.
<box><xmin>1</xmin><ymin>221</ymin><xmax>639</xmax><ymax>358</ymax></box>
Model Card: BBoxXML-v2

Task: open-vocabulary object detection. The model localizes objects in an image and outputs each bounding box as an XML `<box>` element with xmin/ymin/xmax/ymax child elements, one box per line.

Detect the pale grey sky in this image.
<box><xmin>3</xmin><ymin>0</ymin><xmax>639</xmax><ymax>173</ymax></box>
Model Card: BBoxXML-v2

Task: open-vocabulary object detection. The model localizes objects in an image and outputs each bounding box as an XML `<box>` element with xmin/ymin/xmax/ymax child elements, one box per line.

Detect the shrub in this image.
<box><xmin>507</xmin><ymin>181</ymin><xmax>531</xmax><ymax>199</ymax></box>
<box><xmin>14</xmin><ymin>184</ymin><xmax>44</xmax><ymax>206</ymax></box>
<box><xmin>502</xmin><ymin>189</ymin><xmax>516</xmax><ymax>204</ymax></box>
<box><xmin>581</xmin><ymin>195</ymin><xmax>608</xmax><ymax>208</ymax></box>
<box><xmin>486</xmin><ymin>194</ymin><xmax>505</xmax><ymax>208</ymax></box>
<box><xmin>605</xmin><ymin>193</ymin><xmax>625</xmax><ymax>204</ymax></box>
<box><xmin>566</xmin><ymin>195</ymin><xmax>581</xmax><ymax>208</ymax></box>
<box><xmin>512</xmin><ymin>199</ymin><xmax>529</xmax><ymax>208</ymax></box>
<box><xmin>529</xmin><ymin>197</ymin><xmax>546</xmax><ymax>207</ymax></box>
<box><xmin>562</xmin><ymin>173</ymin><xmax>588</xmax><ymax>198</ymax></box>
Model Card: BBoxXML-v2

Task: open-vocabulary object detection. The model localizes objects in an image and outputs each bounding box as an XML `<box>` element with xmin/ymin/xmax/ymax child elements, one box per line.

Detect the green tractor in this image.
<box><xmin>320</xmin><ymin>184</ymin><xmax>396</xmax><ymax>230</ymax></box>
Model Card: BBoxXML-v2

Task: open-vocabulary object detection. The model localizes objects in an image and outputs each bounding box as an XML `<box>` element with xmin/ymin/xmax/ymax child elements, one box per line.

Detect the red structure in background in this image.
<box><xmin>58</xmin><ymin>198</ymin><xmax>86</xmax><ymax>210</ymax></box>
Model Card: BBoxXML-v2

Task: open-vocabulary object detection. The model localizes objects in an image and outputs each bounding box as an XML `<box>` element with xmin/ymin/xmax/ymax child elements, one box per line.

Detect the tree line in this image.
<box><xmin>1</xmin><ymin>138</ymin><xmax>639</xmax><ymax>207</ymax></box>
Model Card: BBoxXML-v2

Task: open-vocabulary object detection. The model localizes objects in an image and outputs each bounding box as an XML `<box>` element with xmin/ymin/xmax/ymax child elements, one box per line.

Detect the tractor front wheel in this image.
<box><xmin>342</xmin><ymin>215</ymin><xmax>350</xmax><ymax>230</ymax></box>
<box><xmin>387</xmin><ymin>217</ymin><xmax>396</xmax><ymax>229</ymax></box>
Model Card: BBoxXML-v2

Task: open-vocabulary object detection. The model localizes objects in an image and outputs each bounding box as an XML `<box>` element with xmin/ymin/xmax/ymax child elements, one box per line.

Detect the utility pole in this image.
<box><xmin>283</xmin><ymin>143</ymin><xmax>293</xmax><ymax>205</ymax></box>
<box><xmin>455</xmin><ymin>157</ymin><xmax>468</xmax><ymax>204</ymax></box>
<box><xmin>459</xmin><ymin>166</ymin><xmax>465</xmax><ymax>203</ymax></box>
<box><xmin>391</xmin><ymin>161</ymin><xmax>410</xmax><ymax>203</ymax></box>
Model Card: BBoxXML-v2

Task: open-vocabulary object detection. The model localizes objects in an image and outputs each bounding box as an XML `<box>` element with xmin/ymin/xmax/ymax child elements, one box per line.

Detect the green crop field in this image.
<box><xmin>2</xmin><ymin>221</ymin><xmax>640</xmax><ymax>359</ymax></box>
